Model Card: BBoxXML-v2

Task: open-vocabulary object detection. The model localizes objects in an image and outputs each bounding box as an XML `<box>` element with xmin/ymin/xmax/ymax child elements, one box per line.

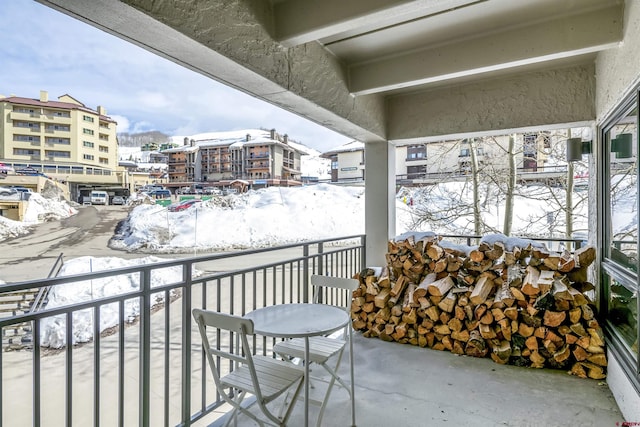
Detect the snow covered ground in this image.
<box><xmin>2</xmin><ymin>181</ymin><xmax>594</xmax><ymax>348</ymax></box>
<box><xmin>39</xmin><ymin>255</ymin><xmax>197</xmax><ymax>348</ymax></box>
<box><xmin>0</xmin><ymin>193</ymin><xmax>77</xmax><ymax>242</ymax></box>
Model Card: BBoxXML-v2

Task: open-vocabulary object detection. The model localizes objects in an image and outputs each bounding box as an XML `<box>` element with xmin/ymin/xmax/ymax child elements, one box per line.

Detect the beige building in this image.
<box><xmin>0</xmin><ymin>90</ymin><xmax>123</xmax><ymax>200</ymax></box>
<box><xmin>321</xmin><ymin>140</ymin><xmax>365</xmax><ymax>183</ymax></box>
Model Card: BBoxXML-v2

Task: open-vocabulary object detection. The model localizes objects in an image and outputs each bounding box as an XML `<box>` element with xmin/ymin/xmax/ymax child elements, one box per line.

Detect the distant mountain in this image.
<box><xmin>118</xmin><ymin>131</ymin><xmax>170</xmax><ymax>147</ymax></box>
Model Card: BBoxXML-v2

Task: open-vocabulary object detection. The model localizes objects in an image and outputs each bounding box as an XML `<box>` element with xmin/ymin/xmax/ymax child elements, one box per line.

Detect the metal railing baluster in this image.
<box><xmin>0</xmin><ymin>235</ymin><xmax>367</xmax><ymax>426</ymax></box>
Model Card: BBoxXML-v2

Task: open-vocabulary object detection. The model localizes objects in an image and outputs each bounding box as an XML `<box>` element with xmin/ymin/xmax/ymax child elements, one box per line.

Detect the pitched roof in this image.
<box><xmin>2</xmin><ymin>95</ymin><xmax>115</xmax><ymax>122</ymax></box>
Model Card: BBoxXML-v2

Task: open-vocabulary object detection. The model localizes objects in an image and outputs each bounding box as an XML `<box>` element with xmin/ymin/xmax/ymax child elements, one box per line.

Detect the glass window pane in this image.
<box><xmin>607</xmin><ymin>105</ymin><xmax>638</xmax><ymax>272</ymax></box>
<box><xmin>608</xmin><ymin>277</ymin><xmax>639</xmax><ymax>359</ymax></box>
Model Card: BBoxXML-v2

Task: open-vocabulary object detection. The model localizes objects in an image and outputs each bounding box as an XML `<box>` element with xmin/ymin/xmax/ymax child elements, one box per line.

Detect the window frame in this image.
<box><xmin>599</xmin><ymin>86</ymin><xmax>640</xmax><ymax>392</ymax></box>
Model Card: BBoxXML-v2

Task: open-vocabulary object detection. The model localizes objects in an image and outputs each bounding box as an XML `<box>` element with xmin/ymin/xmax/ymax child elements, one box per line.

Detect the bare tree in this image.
<box><xmin>406</xmin><ymin>129</ymin><xmax>590</xmax><ymax>240</ymax></box>
<box><xmin>503</xmin><ymin>134</ymin><xmax>516</xmax><ymax>235</ymax></box>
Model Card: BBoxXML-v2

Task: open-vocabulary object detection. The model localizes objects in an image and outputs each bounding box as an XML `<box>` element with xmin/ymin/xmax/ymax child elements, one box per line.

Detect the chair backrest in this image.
<box><xmin>192</xmin><ymin>308</ymin><xmax>258</xmax><ymax>393</ymax></box>
<box><xmin>310</xmin><ymin>274</ymin><xmax>359</xmax><ymax>310</ymax></box>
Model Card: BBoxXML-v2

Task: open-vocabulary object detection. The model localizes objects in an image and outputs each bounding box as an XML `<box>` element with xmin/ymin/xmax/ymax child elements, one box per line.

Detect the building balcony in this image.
<box><xmin>41</xmin><ymin>114</ymin><xmax>72</xmax><ymax>123</ymax></box>
<box><xmin>9</xmin><ymin>111</ymin><xmax>40</xmax><ymax>120</ymax></box>
<box><xmin>405</xmin><ymin>157</ymin><xmax>428</xmax><ymax>166</ymax></box>
<box><xmin>0</xmin><ymin>235</ymin><xmax>622</xmax><ymax>426</ymax></box>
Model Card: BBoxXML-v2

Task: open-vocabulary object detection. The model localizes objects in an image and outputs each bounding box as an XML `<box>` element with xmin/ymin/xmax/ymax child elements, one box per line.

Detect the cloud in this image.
<box><xmin>0</xmin><ymin>0</ymin><xmax>352</xmax><ymax>153</ymax></box>
<box><xmin>110</xmin><ymin>115</ymin><xmax>130</xmax><ymax>133</ymax></box>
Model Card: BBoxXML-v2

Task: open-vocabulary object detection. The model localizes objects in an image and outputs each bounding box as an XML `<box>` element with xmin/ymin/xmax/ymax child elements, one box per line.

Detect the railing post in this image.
<box><xmin>182</xmin><ymin>262</ymin><xmax>193</xmax><ymax>426</ymax></box>
<box><xmin>139</xmin><ymin>269</ymin><xmax>151</xmax><ymax>427</ymax></box>
<box><xmin>317</xmin><ymin>242</ymin><xmax>324</xmax><ymax>304</ymax></box>
<box><xmin>303</xmin><ymin>244</ymin><xmax>310</xmax><ymax>303</ymax></box>
<box><xmin>318</xmin><ymin>242</ymin><xmax>324</xmax><ymax>276</ymax></box>
<box><xmin>361</xmin><ymin>235</ymin><xmax>366</xmax><ymax>273</ymax></box>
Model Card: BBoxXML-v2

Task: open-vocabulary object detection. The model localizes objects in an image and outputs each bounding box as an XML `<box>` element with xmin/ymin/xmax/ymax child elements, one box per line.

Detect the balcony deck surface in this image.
<box><xmin>215</xmin><ymin>332</ymin><xmax>623</xmax><ymax>427</ymax></box>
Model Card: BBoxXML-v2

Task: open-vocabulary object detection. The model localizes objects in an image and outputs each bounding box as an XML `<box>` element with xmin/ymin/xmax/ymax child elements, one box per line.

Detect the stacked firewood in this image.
<box><xmin>350</xmin><ymin>233</ymin><xmax>607</xmax><ymax>379</ymax></box>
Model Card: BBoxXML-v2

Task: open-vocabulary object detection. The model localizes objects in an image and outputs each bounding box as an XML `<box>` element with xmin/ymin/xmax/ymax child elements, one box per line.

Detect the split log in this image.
<box><xmin>425</xmin><ymin>242</ymin><xmax>444</xmax><ymax>260</ymax></box>
<box><xmin>427</xmin><ymin>276</ymin><xmax>455</xmax><ymax>297</ymax></box>
<box><xmin>413</xmin><ymin>273</ymin><xmax>437</xmax><ymax>302</ymax></box>
<box><xmin>465</xmin><ymin>330</ymin><xmax>488</xmax><ymax>357</ymax></box>
<box><xmin>470</xmin><ymin>276</ymin><xmax>494</xmax><ymax>305</ymax></box>
<box><xmin>521</xmin><ymin>266</ymin><xmax>541</xmax><ymax>296</ymax></box>
<box><xmin>390</xmin><ymin>275</ymin><xmax>409</xmax><ymax>297</ymax></box>
<box><xmin>537</xmin><ymin>270</ymin><xmax>555</xmax><ymax>294</ymax></box>
<box><xmin>543</xmin><ymin>311</ymin><xmax>566</xmax><ymax>328</ymax></box>
<box><xmin>374</xmin><ymin>288</ymin><xmax>391</xmax><ymax>309</ymax></box>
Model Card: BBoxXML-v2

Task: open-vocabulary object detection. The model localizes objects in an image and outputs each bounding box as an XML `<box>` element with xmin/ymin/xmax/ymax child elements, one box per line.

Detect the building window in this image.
<box><xmin>45</xmin><ymin>137</ymin><xmax>70</xmax><ymax>145</ymax></box>
<box><xmin>13</xmin><ymin>148</ymin><xmax>39</xmax><ymax>156</ymax></box>
<box><xmin>83</xmin><ymin>128</ymin><xmax>94</xmax><ymax>135</ymax></box>
<box><xmin>99</xmin><ymin>145</ymin><xmax>109</xmax><ymax>153</ymax></box>
<box><xmin>45</xmin><ymin>150</ymin><xmax>71</xmax><ymax>158</ymax></box>
<box><xmin>83</xmin><ymin>115</ymin><xmax>94</xmax><ymax>122</ymax></box>
<box><xmin>45</xmin><ymin>109</ymin><xmax>70</xmax><ymax>117</ymax></box>
<box><xmin>83</xmin><ymin>141</ymin><xmax>94</xmax><ymax>148</ymax></box>
<box><xmin>459</xmin><ymin>140</ymin><xmax>485</xmax><ymax>157</ymax></box>
<box><xmin>13</xmin><ymin>106</ymin><xmax>35</xmax><ymax>114</ymax></box>
<box><xmin>45</xmin><ymin>124</ymin><xmax>70</xmax><ymax>132</ymax></box>
<box><xmin>523</xmin><ymin>133</ymin><xmax>538</xmax><ymax>159</ymax></box>
<box><xmin>600</xmin><ymin>87</ymin><xmax>639</xmax><ymax>389</ymax></box>
<box><xmin>13</xmin><ymin>134</ymin><xmax>40</xmax><ymax>142</ymax></box>
<box><xmin>407</xmin><ymin>165</ymin><xmax>427</xmax><ymax>178</ymax></box>
<box><xmin>83</xmin><ymin>154</ymin><xmax>94</xmax><ymax>160</ymax></box>
<box><xmin>14</xmin><ymin>121</ymin><xmax>40</xmax><ymax>129</ymax></box>
<box><xmin>407</xmin><ymin>145</ymin><xmax>426</xmax><ymax>160</ymax></box>
<box><xmin>99</xmin><ymin>157</ymin><xmax>109</xmax><ymax>165</ymax></box>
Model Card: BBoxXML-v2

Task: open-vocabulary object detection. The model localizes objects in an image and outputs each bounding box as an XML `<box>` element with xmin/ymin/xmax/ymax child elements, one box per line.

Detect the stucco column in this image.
<box><xmin>365</xmin><ymin>141</ymin><xmax>396</xmax><ymax>267</ymax></box>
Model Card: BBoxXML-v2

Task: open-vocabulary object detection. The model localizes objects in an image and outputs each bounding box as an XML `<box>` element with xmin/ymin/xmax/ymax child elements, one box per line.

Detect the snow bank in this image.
<box><xmin>0</xmin><ymin>193</ymin><xmax>76</xmax><ymax>242</ymax></box>
<box><xmin>40</xmin><ymin>256</ymin><xmax>196</xmax><ymax>348</ymax></box>
<box><xmin>114</xmin><ymin>184</ymin><xmax>413</xmax><ymax>252</ymax></box>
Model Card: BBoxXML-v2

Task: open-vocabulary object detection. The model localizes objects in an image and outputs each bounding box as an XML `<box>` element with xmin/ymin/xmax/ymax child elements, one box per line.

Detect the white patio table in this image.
<box><xmin>244</xmin><ymin>303</ymin><xmax>351</xmax><ymax>427</ymax></box>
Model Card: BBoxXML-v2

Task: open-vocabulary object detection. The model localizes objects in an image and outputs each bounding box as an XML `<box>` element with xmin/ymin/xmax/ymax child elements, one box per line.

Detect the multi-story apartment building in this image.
<box><xmin>163</xmin><ymin>129</ymin><xmax>304</xmax><ymax>190</ymax></box>
<box><xmin>0</xmin><ymin>90</ymin><xmax>121</xmax><ymax>199</ymax></box>
<box><xmin>321</xmin><ymin>140</ymin><xmax>365</xmax><ymax>183</ymax></box>
<box><xmin>324</xmin><ymin>132</ymin><xmax>561</xmax><ymax>184</ymax></box>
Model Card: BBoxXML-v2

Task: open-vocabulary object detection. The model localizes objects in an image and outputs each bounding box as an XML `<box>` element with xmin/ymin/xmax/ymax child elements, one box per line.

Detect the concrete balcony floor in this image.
<box><xmin>222</xmin><ymin>332</ymin><xmax>623</xmax><ymax>426</ymax></box>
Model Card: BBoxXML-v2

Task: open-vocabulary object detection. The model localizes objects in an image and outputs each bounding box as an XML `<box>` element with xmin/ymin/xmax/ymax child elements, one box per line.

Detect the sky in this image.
<box><xmin>0</xmin><ymin>1</ymin><xmax>352</xmax><ymax>153</ymax></box>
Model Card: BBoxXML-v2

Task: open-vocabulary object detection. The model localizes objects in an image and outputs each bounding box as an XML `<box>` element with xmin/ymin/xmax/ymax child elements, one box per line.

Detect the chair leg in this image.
<box><xmin>252</xmin><ymin>375</ymin><xmax>304</xmax><ymax>427</ymax></box>
<box><xmin>315</xmin><ymin>350</ymin><xmax>348</xmax><ymax>427</ymax></box>
<box><xmin>221</xmin><ymin>389</ymin><xmax>269</xmax><ymax>427</ymax></box>
<box><xmin>348</xmin><ymin>328</ymin><xmax>356</xmax><ymax>427</ymax></box>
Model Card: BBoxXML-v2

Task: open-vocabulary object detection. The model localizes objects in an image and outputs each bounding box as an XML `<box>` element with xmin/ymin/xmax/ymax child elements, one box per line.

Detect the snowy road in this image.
<box><xmin>0</xmin><ymin>204</ymin><xmax>322</xmax><ymax>283</ymax></box>
<box><xmin>0</xmin><ymin>205</ymin><xmax>139</xmax><ymax>283</ymax></box>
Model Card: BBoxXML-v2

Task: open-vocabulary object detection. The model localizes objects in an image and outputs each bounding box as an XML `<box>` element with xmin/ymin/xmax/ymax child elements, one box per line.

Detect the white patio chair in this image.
<box><xmin>193</xmin><ymin>308</ymin><xmax>305</xmax><ymax>427</ymax></box>
<box><xmin>273</xmin><ymin>274</ymin><xmax>358</xmax><ymax>427</ymax></box>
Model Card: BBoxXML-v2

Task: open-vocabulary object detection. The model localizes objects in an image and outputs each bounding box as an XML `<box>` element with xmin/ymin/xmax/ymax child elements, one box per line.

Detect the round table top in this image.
<box><xmin>244</xmin><ymin>303</ymin><xmax>349</xmax><ymax>338</ymax></box>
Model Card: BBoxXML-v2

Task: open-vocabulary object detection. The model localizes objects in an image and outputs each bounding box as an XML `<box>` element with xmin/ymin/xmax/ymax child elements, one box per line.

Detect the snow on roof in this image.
<box><xmin>165</xmin><ymin>129</ymin><xmax>307</xmax><ymax>154</ymax></box>
<box><xmin>321</xmin><ymin>140</ymin><xmax>364</xmax><ymax>156</ymax></box>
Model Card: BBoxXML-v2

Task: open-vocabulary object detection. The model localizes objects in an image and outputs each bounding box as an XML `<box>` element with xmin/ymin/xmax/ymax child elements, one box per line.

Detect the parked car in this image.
<box><xmin>203</xmin><ymin>187</ymin><xmax>222</xmax><ymax>195</ymax></box>
<box><xmin>111</xmin><ymin>195</ymin><xmax>126</xmax><ymax>205</ymax></box>
<box><xmin>167</xmin><ymin>199</ymin><xmax>202</xmax><ymax>212</ymax></box>
<box><xmin>148</xmin><ymin>189</ymin><xmax>171</xmax><ymax>199</ymax></box>
<box><xmin>10</xmin><ymin>186</ymin><xmax>32</xmax><ymax>193</ymax></box>
<box><xmin>0</xmin><ymin>187</ymin><xmax>17</xmax><ymax>196</ymax></box>
<box><xmin>90</xmin><ymin>190</ymin><xmax>109</xmax><ymax>205</ymax></box>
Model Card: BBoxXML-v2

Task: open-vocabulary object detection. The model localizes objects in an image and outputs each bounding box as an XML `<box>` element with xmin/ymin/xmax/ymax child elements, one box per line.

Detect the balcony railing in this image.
<box><xmin>0</xmin><ymin>236</ymin><xmax>365</xmax><ymax>427</ymax></box>
<box><xmin>0</xmin><ymin>233</ymin><xmax>588</xmax><ymax>426</ymax></box>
